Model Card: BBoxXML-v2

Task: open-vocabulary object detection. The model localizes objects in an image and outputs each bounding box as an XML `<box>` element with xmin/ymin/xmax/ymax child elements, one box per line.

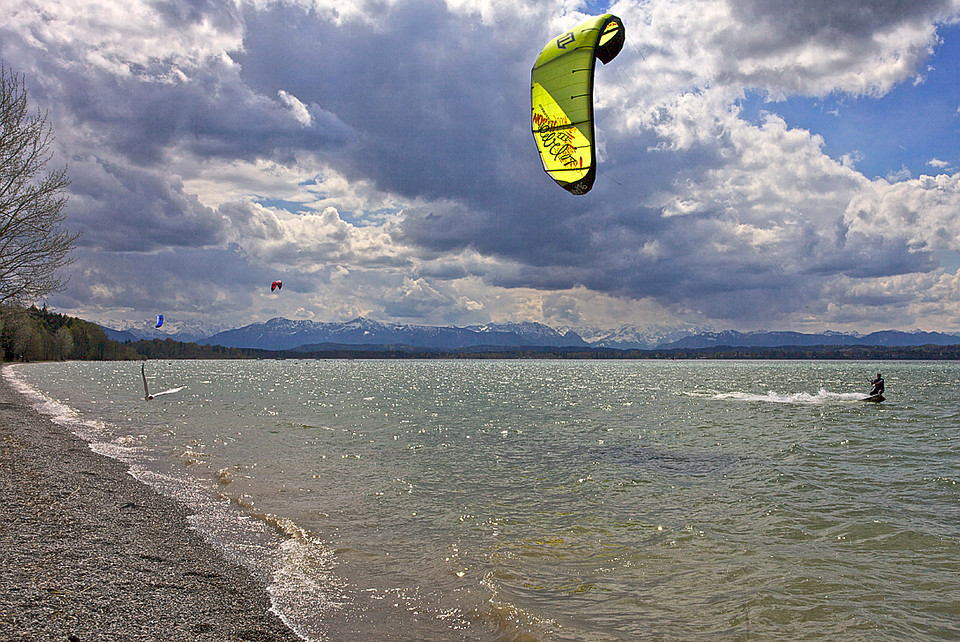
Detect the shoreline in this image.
<box><xmin>0</xmin><ymin>367</ymin><xmax>301</xmax><ymax>641</ymax></box>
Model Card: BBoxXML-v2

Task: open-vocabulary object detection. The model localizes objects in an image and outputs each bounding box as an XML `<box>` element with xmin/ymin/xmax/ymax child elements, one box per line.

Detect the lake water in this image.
<box><xmin>8</xmin><ymin>359</ymin><xmax>960</xmax><ymax>640</ymax></box>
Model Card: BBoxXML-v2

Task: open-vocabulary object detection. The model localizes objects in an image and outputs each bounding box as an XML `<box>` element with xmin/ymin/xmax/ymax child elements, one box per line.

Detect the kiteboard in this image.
<box><xmin>861</xmin><ymin>394</ymin><xmax>885</xmax><ymax>403</ymax></box>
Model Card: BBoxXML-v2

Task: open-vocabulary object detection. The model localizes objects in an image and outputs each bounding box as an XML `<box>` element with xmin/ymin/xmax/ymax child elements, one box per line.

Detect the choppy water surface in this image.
<box><xmin>10</xmin><ymin>359</ymin><xmax>960</xmax><ymax>640</ymax></box>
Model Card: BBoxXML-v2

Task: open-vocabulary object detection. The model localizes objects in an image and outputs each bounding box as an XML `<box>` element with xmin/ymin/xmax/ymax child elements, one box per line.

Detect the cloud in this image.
<box><xmin>234</xmin><ymin>0</ymin><xmax>543</xmax><ymax>204</ymax></box>
<box><xmin>221</xmin><ymin>201</ymin><xmax>412</xmax><ymax>270</ymax></box>
<box><xmin>277</xmin><ymin>89</ymin><xmax>313</xmax><ymax>126</ymax></box>
<box><xmin>67</xmin><ymin>155</ymin><xmax>227</xmax><ymax>252</ymax></box>
<box><xmin>4</xmin><ymin>0</ymin><xmax>960</xmax><ymax>333</ymax></box>
<box><xmin>652</xmin><ymin>0</ymin><xmax>955</xmax><ymax>98</ymax></box>
<box><xmin>56</xmin><ymin>246</ymin><xmax>261</xmax><ymax>318</ymax></box>
<box><xmin>815</xmin><ymin>267</ymin><xmax>960</xmax><ymax>329</ymax></box>
<box><xmin>845</xmin><ymin>172</ymin><xmax>960</xmax><ymax>252</ymax></box>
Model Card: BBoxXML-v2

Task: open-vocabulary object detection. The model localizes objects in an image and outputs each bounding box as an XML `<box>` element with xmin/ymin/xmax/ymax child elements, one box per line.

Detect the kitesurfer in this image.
<box><xmin>869</xmin><ymin>373</ymin><xmax>884</xmax><ymax>396</ymax></box>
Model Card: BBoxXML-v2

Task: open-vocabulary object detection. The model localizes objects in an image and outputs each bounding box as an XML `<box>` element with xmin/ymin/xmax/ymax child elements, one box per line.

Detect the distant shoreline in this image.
<box><xmin>10</xmin><ymin>306</ymin><xmax>960</xmax><ymax>364</ymax></box>
<box><xmin>125</xmin><ymin>339</ymin><xmax>960</xmax><ymax>361</ymax></box>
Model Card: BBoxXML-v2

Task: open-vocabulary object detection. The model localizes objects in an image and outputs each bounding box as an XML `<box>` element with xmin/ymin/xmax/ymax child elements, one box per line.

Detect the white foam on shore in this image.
<box><xmin>261</xmin><ymin>513</ymin><xmax>347</xmax><ymax>641</ymax></box>
<box><xmin>5</xmin><ymin>364</ymin><xmax>83</xmax><ymax>426</ymax></box>
<box><xmin>3</xmin><ymin>364</ymin><xmax>340</xmax><ymax>642</ymax></box>
<box><xmin>130</xmin><ymin>465</ymin><xmax>346</xmax><ymax>642</ymax></box>
<box><xmin>3</xmin><ymin>365</ymin><xmax>147</xmax><ymax>463</ymax></box>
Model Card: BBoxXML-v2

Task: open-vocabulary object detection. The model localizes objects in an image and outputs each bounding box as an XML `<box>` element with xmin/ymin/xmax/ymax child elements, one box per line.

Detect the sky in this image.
<box><xmin>3</xmin><ymin>0</ymin><xmax>960</xmax><ymax>335</ymax></box>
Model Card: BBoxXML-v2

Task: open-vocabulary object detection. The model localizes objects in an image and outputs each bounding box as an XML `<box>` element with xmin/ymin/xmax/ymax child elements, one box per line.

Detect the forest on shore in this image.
<box><xmin>4</xmin><ymin>306</ymin><xmax>960</xmax><ymax>362</ymax></box>
<box><xmin>0</xmin><ymin>306</ymin><xmax>257</xmax><ymax>362</ymax></box>
<box><xmin>1</xmin><ymin>305</ymin><xmax>137</xmax><ymax>361</ymax></box>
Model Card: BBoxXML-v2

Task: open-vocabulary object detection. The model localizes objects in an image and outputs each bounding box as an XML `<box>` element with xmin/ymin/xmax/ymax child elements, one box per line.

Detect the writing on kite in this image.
<box><xmin>532</xmin><ymin>112</ymin><xmax>583</xmax><ymax>169</ymax></box>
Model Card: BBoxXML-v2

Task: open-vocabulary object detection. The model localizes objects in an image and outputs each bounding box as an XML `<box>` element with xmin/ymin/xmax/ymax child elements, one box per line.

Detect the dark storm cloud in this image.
<box><xmin>818</xmin><ymin>233</ymin><xmax>937</xmax><ymax>279</ymax></box>
<box><xmin>4</xmin><ymin>1</ymin><xmax>351</xmax><ymax>165</ymax></box>
<box><xmin>730</xmin><ymin>0</ymin><xmax>955</xmax><ymax>44</ymax></box>
<box><xmin>394</xmin><ymin>119</ymin><xmax>696</xmax><ymax>269</ymax></box>
<box><xmin>153</xmin><ymin>0</ymin><xmax>241</xmax><ymax>31</ymax></box>
<box><xmin>2</xmin><ymin>1</ymin><xmax>351</xmax><ymax>256</ymax></box>
<box><xmin>53</xmin><ymin>246</ymin><xmax>262</xmax><ymax>315</ymax></box>
<box><xmin>66</xmin><ymin>156</ymin><xmax>226</xmax><ymax>252</ymax></box>
<box><xmin>58</xmin><ymin>62</ymin><xmax>351</xmax><ymax>167</ymax></box>
<box><xmin>236</xmin><ymin>0</ymin><xmax>541</xmax><ymax>204</ymax></box>
<box><xmin>718</xmin><ymin>0</ymin><xmax>955</xmax><ymax>93</ymax></box>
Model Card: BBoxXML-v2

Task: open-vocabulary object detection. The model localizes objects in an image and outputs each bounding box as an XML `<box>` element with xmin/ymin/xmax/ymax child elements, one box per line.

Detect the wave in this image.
<box><xmin>712</xmin><ymin>388</ymin><xmax>868</xmax><ymax>404</ymax></box>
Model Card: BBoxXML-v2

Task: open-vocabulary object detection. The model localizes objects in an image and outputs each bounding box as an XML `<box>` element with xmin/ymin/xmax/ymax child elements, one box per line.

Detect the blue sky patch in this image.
<box><xmin>738</xmin><ymin>23</ymin><xmax>960</xmax><ymax>181</ymax></box>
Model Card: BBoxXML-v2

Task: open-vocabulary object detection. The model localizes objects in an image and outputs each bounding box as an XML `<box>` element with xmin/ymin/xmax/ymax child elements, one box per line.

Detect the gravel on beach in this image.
<box><xmin>0</xmin><ymin>369</ymin><xmax>301</xmax><ymax>642</ymax></box>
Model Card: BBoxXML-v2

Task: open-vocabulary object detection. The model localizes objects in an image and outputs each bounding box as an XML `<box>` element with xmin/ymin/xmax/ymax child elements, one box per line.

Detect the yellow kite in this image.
<box><xmin>531</xmin><ymin>14</ymin><xmax>625</xmax><ymax>195</ymax></box>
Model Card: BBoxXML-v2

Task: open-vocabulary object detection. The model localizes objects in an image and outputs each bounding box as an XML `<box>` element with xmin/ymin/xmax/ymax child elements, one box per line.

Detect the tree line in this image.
<box><xmin>0</xmin><ymin>306</ymin><xmax>272</xmax><ymax>362</ymax></box>
<box><xmin>0</xmin><ymin>305</ymin><xmax>138</xmax><ymax>362</ymax></box>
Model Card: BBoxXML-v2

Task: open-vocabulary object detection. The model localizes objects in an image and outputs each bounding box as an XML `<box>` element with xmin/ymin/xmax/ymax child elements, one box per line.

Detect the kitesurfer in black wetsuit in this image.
<box><xmin>869</xmin><ymin>373</ymin><xmax>884</xmax><ymax>396</ymax></box>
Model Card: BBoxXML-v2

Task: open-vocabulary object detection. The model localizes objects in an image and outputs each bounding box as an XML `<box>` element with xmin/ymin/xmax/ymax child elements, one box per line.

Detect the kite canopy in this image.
<box><xmin>271</xmin><ymin>280</ymin><xmax>283</xmax><ymax>292</ymax></box>
<box><xmin>531</xmin><ymin>14</ymin><xmax>625</xmax><ymax>195</ymax></box>
<box><xmin>155</xmin><ymin>314</ymin><xmax>164</xmax><ymax>328</ymax></box>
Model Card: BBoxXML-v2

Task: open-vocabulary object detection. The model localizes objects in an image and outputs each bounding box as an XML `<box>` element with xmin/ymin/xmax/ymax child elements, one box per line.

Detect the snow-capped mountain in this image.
<box><xmin>101</xmin><ymin>315</ymin><xmax>960</xmax><ymax>352</ymax></box>
<box><xmin>100</xmin><ymin>318</ymin><xmax>227</xmax><ymax>344</ymax></box>
<box><xmin>465</xmin><ymin>322</ymin><xmax>587</xmax><ymax>347</ymax></box>
<box><xmin>560</xmin><ymin>323</ymin><xmax>714</xmax><ymax>349</ymax></box>
<box><xmin>660</xmin><ymin>329</ymin><xmax>960</xmax><ymax>349</ymax></box>
<box><xmin>200</xmin><ymin>317</ymin><xmax>590</xmax><ymax>351</ymax></box>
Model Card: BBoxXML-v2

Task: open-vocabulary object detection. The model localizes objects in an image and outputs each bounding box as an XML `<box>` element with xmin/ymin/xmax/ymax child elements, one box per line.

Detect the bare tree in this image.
<box><xmin>0</xmin><ymin>66</ymin><xmax>77</xmax><ymax>305</ymax></box>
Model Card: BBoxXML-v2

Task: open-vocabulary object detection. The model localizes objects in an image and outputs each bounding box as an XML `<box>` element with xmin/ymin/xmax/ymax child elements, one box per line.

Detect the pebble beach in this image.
<box><xmin>0</xmin><ymin>369</ymin><xmax>300</xmax><ymax>642</ymax></box>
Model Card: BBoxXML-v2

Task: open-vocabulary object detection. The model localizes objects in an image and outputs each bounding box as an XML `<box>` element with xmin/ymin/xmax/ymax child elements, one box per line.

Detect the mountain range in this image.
<box><xmin>659</xmin><ymin>329</ymin><xmax>960</xmax><ymax>349</ymax></box>
<box><xmin>99</xmin><ymin>317</ymin><xmax>960</xmax><ymax>352</ymax></box>
<box><xmin>199</xmin><ymin>317</ymin><xmax>588</xmax><ymax>351</ymax></box>
<box><xmin>98</xmin><ymin>317</ymin><xmax>224</xmax><ymax>344</ymax></box>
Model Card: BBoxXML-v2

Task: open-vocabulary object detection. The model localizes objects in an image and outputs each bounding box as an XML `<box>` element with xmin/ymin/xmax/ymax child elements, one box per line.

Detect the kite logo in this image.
<box><xmin>556</xmin><ymin>32</ymin><xmax>575</xmax><ymax>49</ymax></box>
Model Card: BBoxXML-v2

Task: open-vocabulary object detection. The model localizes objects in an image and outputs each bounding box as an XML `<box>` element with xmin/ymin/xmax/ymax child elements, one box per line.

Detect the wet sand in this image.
<box><xmin>0</xmin><ymin>369</ymin><xmax>301</xmax><ymax>641</ymax></box>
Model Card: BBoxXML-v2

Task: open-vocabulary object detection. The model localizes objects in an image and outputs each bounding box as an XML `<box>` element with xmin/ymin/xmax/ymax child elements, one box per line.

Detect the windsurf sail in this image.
<box><xmin>531</xmin><ymin>13</ymin><xmax>625</xmax><ymax>195</ymax></box>
<box><xmin>141</xmin><ymin>362</ymin><xmax>184</xmax><ymax>400</ymax></box>
<box><xmin>141</xmin><ymin>363</ymin><xmax>150</xmax><ymax>400</ymax></box>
